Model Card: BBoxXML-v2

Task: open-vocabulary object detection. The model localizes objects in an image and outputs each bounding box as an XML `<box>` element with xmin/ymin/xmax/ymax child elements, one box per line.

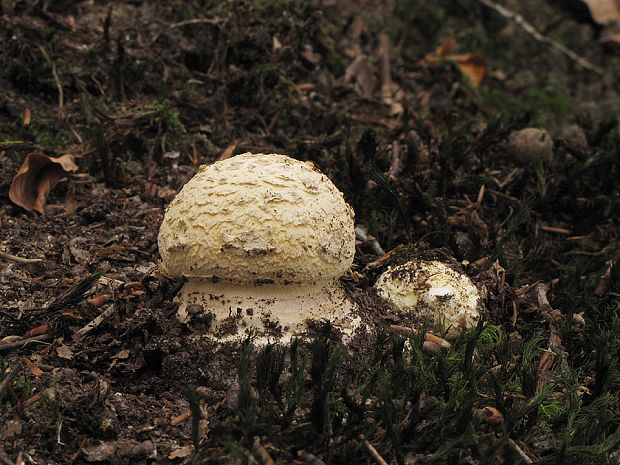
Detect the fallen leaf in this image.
<box><xmin>344</xmin><ymin>55</ymin><xmax>377</xmax><ymax>98</ymax></box>
<box><xmin>23</xmin><ymin>108</ymin><xmax>31</xmax><ymax>126</ymax></box>
<box><xmin>23</xmin><ymin>357</ymin><xmax>44</xmax><ymax>376</ymax></box>
<box><xmin>421</xmin><ymin>37</ymin><xmax>488</xmax><ymax>87</ymax></box>
<box><xmin>97</xmin><ymin>244</ymin><xmax>126</xmax><ymax>256</ymax></box>
<box><xmin>538</xmin><ymin>351</ymin><xmax>556</xmax><ymax>373</ymax></box>
<box><xmin>56</xmin><ymin>343</ymin><xmax>74</xmax><ymax>360</ymax></box>
<box><xmin>9</xmin><ymin>153</ymin><xmax>78</xmax><ymax>214</ymax></box>
<box><xmin>581</xmin><ymin>0</ymin><xmax>620</xmax><ymax>25</ymax></box>
<box><xmin>168</xmin><ymin>445</ymin><xmax>192</xmax><ymax>459</ymax></box>
<box><xmin>218</xmin><ymin>140</ymin><xmax>238</xmax><ymax>161</ymax></box>
<box><xmin>481</xmin><ymin>406</ymin><xmax>504</xmax><ymax>425</ymax></box>
<box><xmin>113</xmin><ymin>349</ymin><xmax>130</xmax><ymax>359</ymax></box>
<box><xmin>28</xmin><ymin>324</ymin><xmax>49</xmax><ymax>336</ymax></box>
<box><xmin>449</xmin><ymin>54</ymin><xmax>488</xmax><ymax>86</ymax></box>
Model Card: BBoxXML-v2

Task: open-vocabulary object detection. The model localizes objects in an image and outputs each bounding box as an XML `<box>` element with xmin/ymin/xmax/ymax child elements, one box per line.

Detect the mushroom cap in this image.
<box><xmin>375</xmin><ymin>259</ymin><xmax>480</xmax><ymax>333</ymax></box>
<box><xmin>506</xmin><ymin>128</ymin><xmax>553</xmax><ymax>164</ymax></box>
<box><xmin>158</xmin><ymin>153</ymin><xmax>355</xmax><ymax>284</ymax></box>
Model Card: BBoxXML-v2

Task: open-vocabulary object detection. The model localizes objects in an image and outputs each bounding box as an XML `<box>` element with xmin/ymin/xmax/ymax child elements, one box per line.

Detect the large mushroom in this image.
<box><xmin>158</xmin><ymin>153</ymin><xmax>360</xmax><ymax>342</ymax></box>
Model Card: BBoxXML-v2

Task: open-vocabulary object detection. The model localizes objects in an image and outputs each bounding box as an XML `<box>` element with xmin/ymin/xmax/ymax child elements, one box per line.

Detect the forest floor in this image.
<box><xmin>0</xmin><ymin>1</ymin><xmax>619</xmax><ymax>464</ymax></box>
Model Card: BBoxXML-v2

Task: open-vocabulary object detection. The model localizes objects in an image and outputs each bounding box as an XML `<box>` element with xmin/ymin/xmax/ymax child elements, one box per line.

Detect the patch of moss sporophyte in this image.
<box><xmin>193</xmin><ymin>315</ymin><xmax>619</xmax><ymax>463</ymax></box>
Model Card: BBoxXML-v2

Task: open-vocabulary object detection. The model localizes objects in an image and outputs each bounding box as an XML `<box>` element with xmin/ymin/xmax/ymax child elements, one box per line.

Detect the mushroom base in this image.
<box><xmin>176</xmin><ymin>279</ymin><xmax>361</xmax><ymax>343</ymax></box>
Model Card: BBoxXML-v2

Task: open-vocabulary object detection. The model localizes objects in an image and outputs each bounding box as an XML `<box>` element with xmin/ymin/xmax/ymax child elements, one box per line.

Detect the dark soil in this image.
<box><xmin>1</xmin><ymin>1</ymin><xmax>619</xmax><ymax>464</ymax></box>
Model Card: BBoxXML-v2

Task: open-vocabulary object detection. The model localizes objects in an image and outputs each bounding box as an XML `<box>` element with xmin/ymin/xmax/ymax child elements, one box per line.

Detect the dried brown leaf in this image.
<box><xmin>481</xmin><ymin>406</ymin><xmax>504</xmax><ymax>425</ymax></box>
<box><xmin>422</xmin><ymin>37</ymin><xmax>488</xmax><ymax>87</ymax></box>
<box><xmin>581</xmin><ymin>0</ymin><xmax>620</xmax><ymax>25</ymax></box>
<box><xmin>9</xmin><ymin>152</ymin><xmax>79</xmax><ymax>214</ymax></box>
<box><xmin>344</xmin><ymin>56</ymin><xmax>377</xmax><ymax>98</ymax></box>
<box><xmin>56</xmin><ymin>343</ymin><xmax>74</xmax><ymax>360</ymax></box>
<box><xmin>22</xmin><ymin>357</ymin><xmax>43</xmax><ymax>376</ymax></box>
<box><xmin>168</xmin><ymin>445</ymin><xmax>192</xmax><ymax>459</ymax></box>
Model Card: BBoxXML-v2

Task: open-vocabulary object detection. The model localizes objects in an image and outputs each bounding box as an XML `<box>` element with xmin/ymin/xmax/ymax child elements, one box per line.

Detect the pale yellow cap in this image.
<box><xmin>375</xmin><ymin>259</ymin><xmax>481</xmax><ymax>334</ymax></box>
<box><xmin>158</xmin><ymin>153</ymin><xmax>355</xmax><ymax>284</ymax></box>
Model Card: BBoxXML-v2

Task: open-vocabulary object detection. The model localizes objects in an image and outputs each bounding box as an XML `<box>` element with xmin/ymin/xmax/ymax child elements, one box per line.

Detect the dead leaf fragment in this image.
<box><xmin>23</xmin><ymin>357</ymin><xmax>43</xmax><ymax>376</ymax></box>
<box><xmin>422</xmin><ymin>38</ymin><xmax>488</xmax><ymax>87</ymax></box>
<box><xmin>9</xmin><ymin>152</ymin><xmax>79</xmax><ymax>214</ymax></box>
<box><xmin>169</xmin><ymin>445</ymin><xmax>192</xmax><ymax>459</ymax></box>
<box><xmin>581</xmin><ymin>0</ymin><xmax>620</xmax><ymax>25</ymax></box>
<box><xmin>56</xmin><ymin>343</ymin><xmax>74</xmax><ymax>360</ymax></box>
<box><xmin>344</xmin><ymin>55</ymin><xmax>377</xmax><ymax>98</ymax></box>
<box><xmin>481</xmin><ymin>406</ymin><xmax>504</xmax><ymax>425</ymax></box>
<box><xmin>113</xmin><ymin>349</ymin><xmax>131</xmax><ymax>359</ymax></box>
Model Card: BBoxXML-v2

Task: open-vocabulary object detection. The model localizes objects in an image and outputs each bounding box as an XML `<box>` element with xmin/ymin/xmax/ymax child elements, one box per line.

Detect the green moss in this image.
<box><xmin>480</xmin><ymin>80</ymin><xmax>573</xmax><ymax>131</ymax></box>
<box><xmin>29</xmin><ymin>121</ymin><xmax>70</xmax><ymax>149</ymax></box>
<box><xmin>143</xmin><ymin>100</ymin><xmax>188</xmax><ymax>153</ymax></box>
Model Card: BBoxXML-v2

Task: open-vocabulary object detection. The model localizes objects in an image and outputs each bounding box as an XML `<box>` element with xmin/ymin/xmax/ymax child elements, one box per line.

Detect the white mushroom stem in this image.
<box><xmin>177</xmin><ymin>279</ymin><xmax>360</xmax><ymax>342</ymax></box>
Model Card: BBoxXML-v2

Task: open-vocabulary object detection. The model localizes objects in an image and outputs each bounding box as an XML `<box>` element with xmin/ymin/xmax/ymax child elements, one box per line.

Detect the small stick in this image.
<box><xmin>476</xmin><ymin>0</ymin><xmax>603</xmax><ymax>74</ymax></box>
<box><xmin>595</xmin><ymin>243</ymin><xmax>620</xmax><ymax>295</ymax></box>
<box><xmin>360</xmin><ymin>435</ymin><xmax>389</xmax><ymax>465</ymax></box>
<box><xmin>70</xmin><ymin>438</ymin><xmax>88</xmax><ymax>462</ymax></box>
<box><xmin>364</xmin><ymin>244</ymin><xmax>404</xmax><ymax>270</ymax></box>
<box><xmin>73</xmin><ymin>305</ymin><xmax>116</xmax><ymax>341</ymax></box>
<box><xmin>37</xmin><ymin>45</ymin><xmax>64</xmax><ymax>118</ymax></box>
<box><xmin>475</xmin><ymin>184</ymin><xmax>485</xmax><ymax>209</ymax></box>
<box><xmin>388</xmin><ymin>141</ymin><xmax>402</xmax><ymax>180</ymax></box>
<box><xmin>507</xmin><ymin>438</ymin><xmax>533</xmax><ymax>464</ymax></box>
<box><xmin>0</xmin><ymin>360</ymin><xmax>23</xmax><ymax>396</ymax></box>
<box><xmin>252</xmin><ymin>437</ymin><xmax>275</xmax><ymax>465</ymax></box>
<box><xmin>540</xmin><ymin>225</ymin><xmax>572</xmax><ymax>235</ymax></box>
<box><xmin>171</xmin><ymin>409</ymin><xmax>192</xmax><ymax>425</ymax></box>
<box><xmin>379</xmin><ymin>33</ymin><xmax>393</xmax><ymax>103</ymax></box>
<box><xmin>388</xmin><ymin>325</ymin><xmax>452</xmax><ymax>351</ymax></box>
<box><xmin>0</xmin><ymin>334</ymin><xmax>51</xmax><ymax>353</ymax></box>
<box><xmin>0</xmin><ymin>251</ymin><xmax>42</xmax><ymax>264</ymax></box>
<box><xmin>355</xmin><ymin>225</ymin><xmax>386</xmax><ymax>257</ymax></box>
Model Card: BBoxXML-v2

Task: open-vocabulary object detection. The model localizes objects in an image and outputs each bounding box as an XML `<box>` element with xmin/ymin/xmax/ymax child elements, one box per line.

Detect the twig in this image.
<box><xmin>355</xmin><ymin>225</ymin><xmax>386</xmax><ymax>257</ymax></box>
<box><xmin>388</xmin><ymin>324</ymin><xmax>452</xmax><ymax>351</ymax></box>
<box><xmin>0</xmin><ymin>360</ymin><xmax>23</xmax><ymax>396</ymax></box>
<box><xmin>170</xmin><ymin>18</ymin><xmax>224</xmax><ymax>28</ymax></box>
<box><xmin>0</xmin><ymin>334</ymin><xmax>51</xmax><ymax>353</ymax></box>
<box><xmin>595</xmin><ymin>242</ymin><xmax>620</xmax><ymax>295</ymax></box>
<box><xmin>171</xmin><ymin>409</ymin><xmax>192</xmax><ymax>425</ymax></box>
<box><xmin>364</xmin><ymin>244</ymin><xmax>404</xmax><ymax>270</ymax></box>
<box><xmin>388</xmin><ymin>140</ymin><xmax>402</xmax><ymax>180</ymax></box>
<box><xmin>379</xmin><ymin>33</ymin><xmax>392</xmax><ymax>101</ymax></box>
<box><xmin>70</xmin><ymin>438</ymin><xmax>88</xmax><ymax>462</ymax></box>
<box><xmin>535</xmin><ymin>283</ymin><xmax>567</xmax><ymax>388</ymax></box>
<box><xmin>360</xmin><ymin>435</ymin><xmax>389</xmax><ymax>465</ymax></box>
<box><xmin>0</xmin><ymin>251</ymin><xmax>42</xmax><ymax>264</ymax></box>
<box><xmin>37</xmin><ymin>45</ymin><xmax>64</xmax><ymax>118</ymax></box>
<box><xmin>507</xmin><ymin>438</ymin><xmax>533</xmax><ymax>464</ymax></box>
<box><xmin>73</xmin><ymin>304</ymin><xmax>116</xmax><ymax>341</ymax></box>
<box><xmin>540</xmin><ymin>225</ymin><xmax>572</xmax><ymax>235</ymax></box>
<box><xmin>252</xmin><ymin>437</ymin><xmax>275</xmax><ymax>465</ymax></box>
<box><xmin>476</xmin><ymin>0</ymin><xmax>603</xmax><ymax>74</ymax></box>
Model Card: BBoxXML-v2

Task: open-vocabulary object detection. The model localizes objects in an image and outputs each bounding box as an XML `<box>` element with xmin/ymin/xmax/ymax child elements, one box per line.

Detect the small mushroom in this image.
<box><xmin>158</xmin><ymin>153</ymin><xmax>360</xmax><ymax>342</ymax></box>
<box><xmin>506</xmin><ymin>128</ymin><xmax>553</xmax><ymax>164</ymax></box>
<box><xmin>374</xmin><ymin>259</ymin><xmax>480</xmax><ymax>334</ymax></box>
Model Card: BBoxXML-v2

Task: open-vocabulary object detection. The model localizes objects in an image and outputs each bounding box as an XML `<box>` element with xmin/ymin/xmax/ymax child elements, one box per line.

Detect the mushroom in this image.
<box><xmin>506</xmin><ymin>128</ymin><xmax>553</xmax><ymax>164</ymax></box>
<box><xmin>374</xmin><ymin>259</ymin><xmax>480</xmax><ymax>334</ymax></box>
<box><xmin>158</xmin><ymin>153</ymin><xmax>360</xmax><ymax>342</ymax></box>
